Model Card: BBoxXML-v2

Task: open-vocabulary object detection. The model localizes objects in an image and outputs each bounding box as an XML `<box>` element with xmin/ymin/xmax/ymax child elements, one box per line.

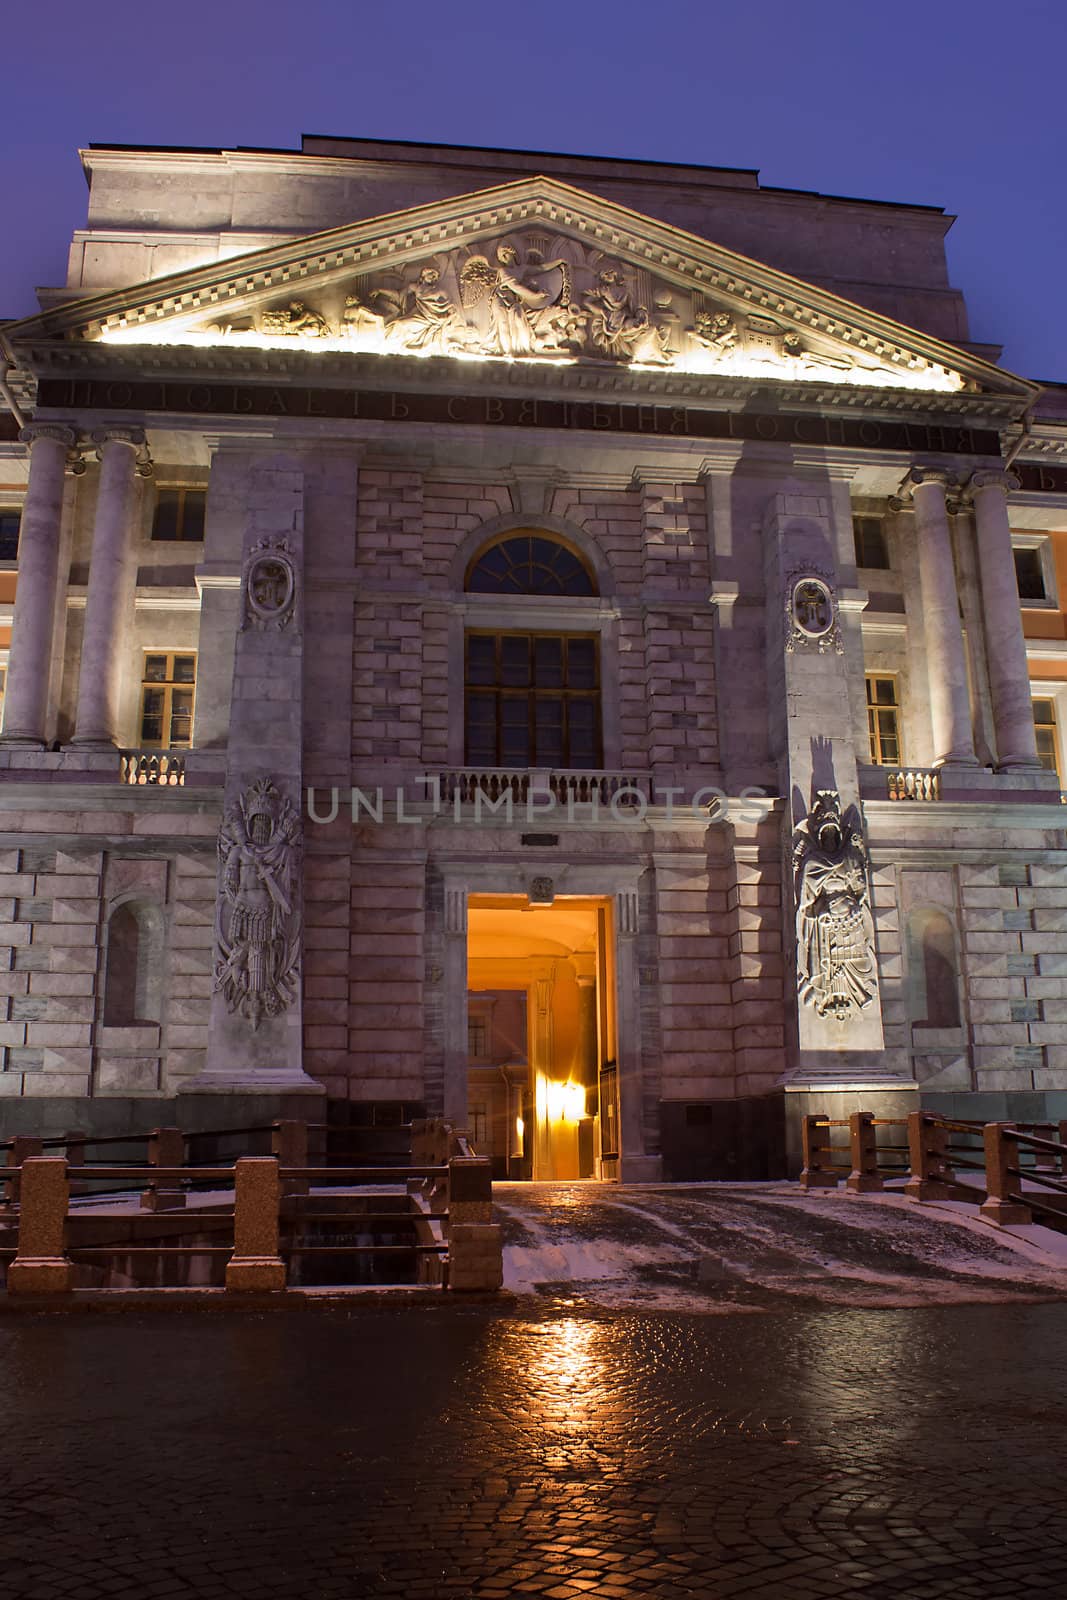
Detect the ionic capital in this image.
<box><xmin>964</xmin><ymin>468</ymin><xmax>1020</xmax><ymax>503</ymax></box>
<box><xmin>889</xmin><ymin>465</ymin><xmax>957</xmax><ymax>511</ymax></box>
<box><xmin>91</xmin><ymin>426</ymin><xmax>146</xmax><ymax>456</ymax></box>
<box><xmin>18</xmin><ymin>422</ymin><xmax>76</xmax><ymax>451</ymax></box>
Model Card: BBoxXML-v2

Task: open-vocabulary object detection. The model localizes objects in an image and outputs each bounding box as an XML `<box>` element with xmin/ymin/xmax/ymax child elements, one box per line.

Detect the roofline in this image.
<box><xmin>81</xmin><ymin>134</ymin><xmax>950</xmax><ymax>218</ymax></box>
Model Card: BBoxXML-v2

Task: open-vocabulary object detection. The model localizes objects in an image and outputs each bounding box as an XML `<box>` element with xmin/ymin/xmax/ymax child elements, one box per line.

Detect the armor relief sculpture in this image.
<box><xmin>793</xmin><ymin>791</ymin><xmax>877</xmax><ymax>1022</ymax></box>
<box><xmin>785</xmin><ymin>572</ymin><xmax>843</xmax><ymax>655</ymax></box>
<box><xmin>214</xmin><ymin>777</ymin><xmax>302</xmax><ymax>1031</ymax></box>
<box><xmin>241</xmin><ymin>537</ymin><xmax>298</xmax><ymax>633</ymax></box>
<box><xmin>109</xmin><ymin>227</ymin><xmax>965</xmax><ymax>391</ymax></box>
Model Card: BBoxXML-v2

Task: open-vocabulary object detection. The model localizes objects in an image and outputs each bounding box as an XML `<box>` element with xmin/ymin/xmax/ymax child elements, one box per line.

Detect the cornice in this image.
<box><xmin>20</xmin><ymin>337</ymin><xmax>1028</xmax><ymax>428</ymax></box>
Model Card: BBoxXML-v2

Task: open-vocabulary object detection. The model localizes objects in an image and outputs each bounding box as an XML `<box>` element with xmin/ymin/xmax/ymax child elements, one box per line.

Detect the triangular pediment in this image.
<box><xmin>6</xmin><ymin>177</ymin><xmax>1035</xmax><ymax>401</ymax></box>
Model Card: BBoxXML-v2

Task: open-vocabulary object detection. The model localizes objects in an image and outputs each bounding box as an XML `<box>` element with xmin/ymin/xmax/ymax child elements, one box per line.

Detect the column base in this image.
<box><xmin>225</xmin><ymin>1258</ymin><xmax>286</xmax><ymax>1292</ymax></box>
<box><xmin>68</xmin><ymin>735</ymin><xmax>118</xmax><ymax>751</ymax></box>
<box><xmin>0</xmin><ymin>734</ymin><xmax>47</xmax><ymax>749</ymax></box>
<box><xmin>7</xmin><ymin>1258</ymin><xmax>73</xmax><ymax>1293</ymax></box>
<box><xmin>934</xmin><ymin>755</ymin><xmax>981</xmax><ymax>769</ymax></box>
<box><xmin>980</xmin><ymin>1197</ymin><xmax>1031</xmax><ymax>1226</ymax></box>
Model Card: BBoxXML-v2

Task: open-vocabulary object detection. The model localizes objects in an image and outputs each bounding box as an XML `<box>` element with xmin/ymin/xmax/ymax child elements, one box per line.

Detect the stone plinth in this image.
<box><xmin>226</xmin><ymin>1157</ymin><xmax>286</xmax><ymax>1292</ymax></box>
<box><xmin>7</xmin><ymin>1157</ymin><xmax>72</xmax><ymax>1293</ymax></box>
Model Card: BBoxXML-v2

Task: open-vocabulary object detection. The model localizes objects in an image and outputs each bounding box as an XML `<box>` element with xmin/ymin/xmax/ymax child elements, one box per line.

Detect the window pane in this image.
<box><xmin>855</xmin><ymin>517</ymin><xmax>889</xmax><ymax>569</ymax></box>
<box><xmin>1033</xmin><ymin>699</ymin><xmax>1055</xmax><ymax>726</ymax></box>
<box><xmin>533</xmin><ymin>637</ymin><xmax>563</xmax><ymax>687</ymax></box>
<box><xmin>173</xmin><ymin>656</ymin><xmax>196</xmax><ymax>684</ymax></box>
<box><xmin>180</xmin><ymin>491</ymin><xmax>206</xmax><ymax>541</ymax></box>
<box><xmin>566</xmin><ymin>638</ymin><xmax>597</xmax><ymax>688</ymax></box>
<box><xmin>0</xmin><ymin>510</ymin><xmax>20</xmax><ymax>560</ymax></box>
<box><xmin>152</xmin><ymin>490</ymin><xmax>181</xmax><ymax>541</ymax></box>
<box><xmin>500</xmin><ymin>637</ymin><xmax>530</xmax><ymax>687</ymax></box>
<box><xmin>169</xmin><ymin>690</ymin><xmax>193</xmax><ymax>746</ymax></box>
<box><xmin>143</xmin><ymin>655</ymin><xmax>168</xmax><ymax>683</ymax></box>
<box><xmin>466</xmin><ymin>636</ymin><xmax>495</xmax><ymax>685</ymax></box>
<box><xmin>140</xmin><ymin>689</ymin><xmax>165</xmax><ymax>744</ymax></box>
<box><xmin>1014</xmin><ymin>547</ymin><xmax>1047</xmax><ymax>602</ymax></box>
<box><xmin>466</xmin><ymin>534</ymin><xmax>596</xmax><ymax>596</ymax></box>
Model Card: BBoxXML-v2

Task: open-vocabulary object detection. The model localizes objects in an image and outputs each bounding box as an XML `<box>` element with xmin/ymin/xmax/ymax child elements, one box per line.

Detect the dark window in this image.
<box><xmin>465</xmin><ymin>632</ymin><xmax>601</xmax><ymax>768</ymax></box>
<box><xmin>0</xmin><ymin>510</ymin><xmax>21</xmax><ymax>561</ymax></box>
<box><xmin>152</xmin><ymin>487</ymin><xmax>206</xmax><ymax>542</ymax></box>
<box><xmin>1014</xmin><ymin>546</ymin><xmax>1047</xmax><ymax>602</ymax></box>
<box><xmin>854</xmin><ymin>516</ymin><xmax>890</xmax><ymax>569</ymax></box>
<box><xmin>1034</xmin><ymin>698</ymin><xmax>1059</xmax><ymax>778</ymax></box>
<box><xmin>466</xmin><ymin>534</ymin><xmax>596</xmax><ymax>596</ymax></box>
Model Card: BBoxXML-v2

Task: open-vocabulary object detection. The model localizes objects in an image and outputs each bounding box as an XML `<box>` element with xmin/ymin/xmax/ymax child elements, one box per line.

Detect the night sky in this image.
<box><xmin>4</xmin><ymin>0</ymin><xmax>1066</xmax><ymax>381</ymax></box>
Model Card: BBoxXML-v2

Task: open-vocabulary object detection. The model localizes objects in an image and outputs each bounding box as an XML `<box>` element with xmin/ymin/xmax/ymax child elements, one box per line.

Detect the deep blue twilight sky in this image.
<box><xmin>4</xmin><ymin>0</ymin><xmax>1066</xmax><ymax>380</ymax></box>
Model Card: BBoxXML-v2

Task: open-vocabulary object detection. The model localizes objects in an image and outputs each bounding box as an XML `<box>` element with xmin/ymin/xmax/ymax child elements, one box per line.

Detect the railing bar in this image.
<box><xmin>1005</xmin><ymin>1130</ymin><xmax>1067</xmax><ymax>1158</ymax></box>
<box><xmin>1005</xmin><ymin>1168</ymin><xmax>1067</xmax><ymax>1197</ymax></box>
<box><xmin>66</xmin><ymin>1246</ymin><xmax>235</xmax><ymax>1255</ymax></box>
<box><xmin>285</xmin><ymin>1244</ymin><xmax>447</xmax><ymax>1254</ymax></box>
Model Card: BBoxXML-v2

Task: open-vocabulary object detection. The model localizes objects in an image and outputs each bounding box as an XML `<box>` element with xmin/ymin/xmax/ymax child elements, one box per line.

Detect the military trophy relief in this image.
<box><xmin>214</xmin><ymin>777</ymin><xmax>302</xmax><ymax>1032</ymax></box>
<box><xmin>172</xmin><ymin>229</ymin><xmax>964</xmax><ymax>390</ymax></box>
<box><xmin>793</xmin><ymin>790</ymin><xmax>877</xmax><ymax>1025</ymax></box>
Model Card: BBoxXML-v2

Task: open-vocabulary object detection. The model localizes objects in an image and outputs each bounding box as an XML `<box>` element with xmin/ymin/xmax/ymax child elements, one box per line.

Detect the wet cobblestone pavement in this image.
<box><xmin>3</xmin><ymin>1298</ymin><xmax>1067</xmax><ymax>1599</ymax></box>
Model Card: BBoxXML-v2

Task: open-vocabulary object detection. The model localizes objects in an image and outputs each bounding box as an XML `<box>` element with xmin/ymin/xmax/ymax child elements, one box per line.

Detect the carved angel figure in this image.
<box><xmin>793</xmin><ymin>791</ymin><xmax>876</xmax><ymax>1020</ymax></box>
<box><xmin>214</xmin><ymin>777</ymin><xmax>302</xmax><ymax>1031</ymax></box>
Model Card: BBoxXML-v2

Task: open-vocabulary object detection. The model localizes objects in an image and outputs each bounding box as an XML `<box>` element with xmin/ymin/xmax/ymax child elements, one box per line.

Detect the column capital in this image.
<box><xmin>889</xmin><ymin>465</ymin><xmax>957</xmax><ymax>510</ymax></box>
<box><xmin>964</xmin><ymin>468</ymin><xmax>1021</xmax><ymax>502</ymax></box>
<box><xmin>18</xmin><ymin>422</ymin><xmax>76</xmax><ymax>451</ymax></box>
<box><xmin>91</xmin><ymin>426</ymin><xmax>145</xmax><ymax>454</ymax></box>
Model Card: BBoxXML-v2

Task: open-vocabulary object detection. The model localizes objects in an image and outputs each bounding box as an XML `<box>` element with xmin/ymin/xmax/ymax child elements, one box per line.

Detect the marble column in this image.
<box><xmin>968</xmin><ymin>469</ymin><xmax>1042</xmax><ymax>770</ymax></box>
<box><xmin>1</xmin><ymin>424</ymin><xmax>77</xmax><ymax>746</ymax></box>
<box><xmin>905</xmin><ymin>469</ymin><xmax>978</xmax><ymax>767</ymax></box>
<box><xmin>71</xmin><ymin>427</ymin><xmax>146</xmax><ymax>748</ymax></box>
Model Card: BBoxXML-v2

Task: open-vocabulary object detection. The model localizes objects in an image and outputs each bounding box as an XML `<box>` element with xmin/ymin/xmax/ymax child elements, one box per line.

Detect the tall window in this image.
<box><xmin>1033</xmin><ymin>697</ymin><xmax>1060</xmax><ymax>779</ymax></box>
<box><xmin>466</xmin><ymin>633</ymin><xmax>601</xmax><ymax>768</ymax></box>
<box><xmin>866</xmin><ymin>675</ymin><xmax>901</xmax><ymax>766</ymax></box>
<box><xmin>0</xmin><ymin>509</ymin><xmax>21</xmax><ymax>561</ymax></box>
<box><xmin>464</xmin><ymin>532</ymin><xmax>601</xmax><ymax>769</ymax></box>
<box><xmin>103</xmin><ymin>900</ymin><xmax>164</xmax><ymax>1026</ymax></box>
<box><xmin>854</xmin><ymin>516</ymin><xmax>890</xmax><ymax>570</ymax></box>
<box><xmin>139</xmin><ymin>653</ymin><xmax>196</xmax><ymax>749</ymax></box>
<box><xmin>152</xmin><ymin>487</ymin><xmax>206</xmax><ymax>542</ymax></box>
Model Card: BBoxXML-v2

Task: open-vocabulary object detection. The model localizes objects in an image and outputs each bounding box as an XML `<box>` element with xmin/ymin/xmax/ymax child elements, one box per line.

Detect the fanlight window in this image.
<box><xmin>466</xmin><ymin>534</ymin><xmax>596</xmax><ymax>596</ymax></box>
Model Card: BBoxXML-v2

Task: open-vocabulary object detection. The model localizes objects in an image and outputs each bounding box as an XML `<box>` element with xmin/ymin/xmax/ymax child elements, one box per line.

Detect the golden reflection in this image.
<box><xmin>506</xmin><ymin>1318</ymin><xmax>608</xmax><ymax>1423</ymax></box>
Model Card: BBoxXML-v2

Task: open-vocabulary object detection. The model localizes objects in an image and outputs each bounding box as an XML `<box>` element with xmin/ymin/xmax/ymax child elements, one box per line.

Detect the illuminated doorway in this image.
<box><xmin>466</xmin><ymin>896</ymin><xmax>618</xmax><ymax>1180</ymax></box>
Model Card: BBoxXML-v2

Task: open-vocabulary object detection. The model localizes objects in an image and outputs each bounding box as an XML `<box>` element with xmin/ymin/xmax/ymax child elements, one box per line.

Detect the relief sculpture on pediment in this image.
<box><xmin>166</xmin><ymin>228</ymin><xmax>966</xmax><ymax>390</ymax></box>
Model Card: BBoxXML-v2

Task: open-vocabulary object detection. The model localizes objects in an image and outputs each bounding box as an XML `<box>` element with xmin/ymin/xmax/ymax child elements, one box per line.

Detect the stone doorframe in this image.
<box><xmin>438</xmin><ymin>860</ymin><xmax>660</xmax><ymax>1181</ymax></box>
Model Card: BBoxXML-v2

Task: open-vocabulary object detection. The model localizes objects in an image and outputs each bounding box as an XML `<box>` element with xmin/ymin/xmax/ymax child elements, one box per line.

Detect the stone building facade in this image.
<box><xmin>2</xmin><ymin>135</ymin><xmax>1067</xmax><ymax>1177</ymax></box>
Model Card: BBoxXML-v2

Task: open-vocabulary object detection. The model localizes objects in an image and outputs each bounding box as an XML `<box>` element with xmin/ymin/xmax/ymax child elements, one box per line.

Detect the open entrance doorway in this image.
<box><xmin>466</xmin><ymin>896</ymin><xmax>619</xmax><ymax>1181</ymax></box>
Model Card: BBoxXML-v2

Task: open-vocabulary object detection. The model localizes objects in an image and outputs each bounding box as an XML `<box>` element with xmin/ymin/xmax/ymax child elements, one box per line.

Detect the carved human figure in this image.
<box><xmin>383</xmin><ymin>267</ymin><xmax>474</xmax><ymax>354</ymax></box>
<box><xmin>260</xmin><ymin>300</ymin><xmax>330</xmax><ymax>338</ymax></box>
<box><xmin>582</xmin><ymin>268</ymin><xmax>655</xmax><ymax>361</ymax></box>
<box><xmin>340</xmin><ymin>293</ymin><xmax>388</xmax><ymax>346</ymax></box>
<box><xmin>782</xmin><ymin>331</ymin><xmax>853</xmax><ymax>378</ymax></box>
<box><xmin>793</xmin><ymin>791</ymin><xmax>876</xmax><ymax>1020</ymax></box>
<box><xmin>214</xmin><ymin>777</ymin><xmax>302</xmax><ymax>1031</ymax></box>
<box><xmin>461</xmin><ymin>243</ymin><xmax>577</xmax><ymax>356</ymax></box>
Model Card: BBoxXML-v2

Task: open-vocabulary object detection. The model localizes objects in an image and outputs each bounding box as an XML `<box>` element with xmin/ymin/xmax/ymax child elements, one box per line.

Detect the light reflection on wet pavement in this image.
<box><xmin>2</xmin><ymin>1298</ymin><xmax>1067</xmax><ymax>1597</ymax></box>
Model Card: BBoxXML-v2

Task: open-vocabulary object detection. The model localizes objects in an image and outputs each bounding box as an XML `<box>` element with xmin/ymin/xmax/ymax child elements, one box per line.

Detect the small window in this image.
<box><xmin>0</xmin><ymin>510</ymin><xmax>21</xmax><ymax>561</ymax></box>
<box><xmin>1033</xmin><ymin>698</ymin><xmax>1060</xmax><ymax>779</ymax></box>
<box><xmin>468</xmin><ymin>1103</ymin><xmax>488</xmax><ymax>1147</ymax></box>
<box><xmin>151</xmin><ymin>487</ymin><xmax>206</xmax><ymax>542</ymax></box>
<box><xmin>866</xmin><ymin>675</ymin><xmax>901</xmax><ymax>766</ymax></box>
<box><xmin>139</xmin><ymin>652</ymin><xmax>196</xmax><ymax>748</ymax></box>
<box><xmin>854</xmin><ymin>516</ymin><xmax>890</xmax><ymax>570</ymax></box>
<box><xmin>468</xmin><ymin>1016</ymin><xmax>489</xmax><ymax>1059</ymax></box>
<box><xmin>1014</xmin><ymin>545</ymin><xmax>1048</xmax><ymax>603</ymax></box>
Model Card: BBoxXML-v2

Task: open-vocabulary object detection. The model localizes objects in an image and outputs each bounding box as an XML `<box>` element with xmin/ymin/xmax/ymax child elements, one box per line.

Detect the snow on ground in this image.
<box><xmin>494</xmin><ymin>1181</ymin><xmax>1067</xmax><ymax>1312</ymax></box>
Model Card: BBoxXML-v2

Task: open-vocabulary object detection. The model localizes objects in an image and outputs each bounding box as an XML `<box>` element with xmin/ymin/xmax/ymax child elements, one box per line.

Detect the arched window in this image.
<box><xmin>463</xmin><ymin>534</ymin><xmax>601</xmax><ymax>769</ymax></box>
<box><xmin>103</xmin><ymin>900</ymin><xmax>164</xmax><ymax>1026</ymax></box>
<box><xmin>466</xmin><ymin>534</ymin><xmax>596</xmax><ymax>597</ymax></box>
<box><xmin>907</xmin><ymin>908</ymin><xmax>961</xmax><ymax>1030</ymax></box>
